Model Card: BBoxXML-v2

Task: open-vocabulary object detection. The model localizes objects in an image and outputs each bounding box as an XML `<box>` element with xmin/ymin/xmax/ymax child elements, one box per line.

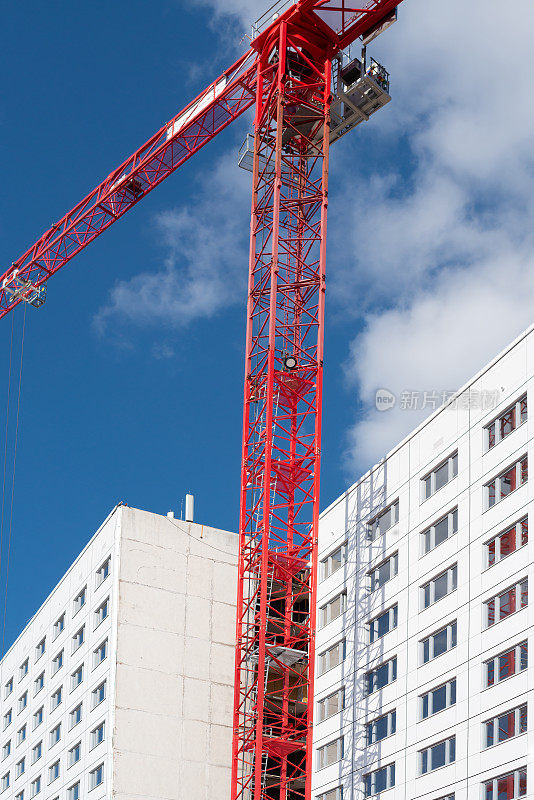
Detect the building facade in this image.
<box><xmin>313</xmin><ymin>325</ymin><xmax>534</xmax><ymax>800</ymax></box>
<box><xmin>0</xmin><ymin>505</ymin><xmax>238</xmax><ymax>800</ymax></box>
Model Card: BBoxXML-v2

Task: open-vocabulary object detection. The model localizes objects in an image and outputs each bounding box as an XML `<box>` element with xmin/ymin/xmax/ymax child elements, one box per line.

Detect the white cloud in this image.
<box><xmin>94</xmin><ymin>152</ymin><xmax>251</xmax><ymax>341</ymax></box>
<box><xmin>339</xmin><ymin>0</ymin><xmax>534</xmax><ymax>475</ymax></box>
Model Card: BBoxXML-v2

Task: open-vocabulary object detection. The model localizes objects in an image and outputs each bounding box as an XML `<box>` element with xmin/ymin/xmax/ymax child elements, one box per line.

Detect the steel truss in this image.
<box><xmin>232</xmin><ymin>18</ymin><xmax>332</xmax><ymax>800</ymax></box>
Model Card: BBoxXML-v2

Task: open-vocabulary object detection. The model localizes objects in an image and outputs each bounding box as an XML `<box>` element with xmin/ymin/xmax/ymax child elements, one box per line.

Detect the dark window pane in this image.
<box><xmin>391</xmin><ymin>658</ymin><xmax>397</xmax><ymax>681</ymax></box>
<box><xmin>487</xmin><ymin>599</ymin><xmax>496</xmax><ymax>626</ymax></box>
<box><xmin>433</xmin><ymin>628</ymin><xmax>448</xmax><ymax>658</ymax></box>
<box><xmin>485</xmin><ymin>781</ymin><xmax>493</xmax><ymax>800</ymax></box>
<box><xmin>450</xmin><ymin>679</ymin><xmax>456</xmax><ymax>705</ymax></box>
<box><xmin>497</xmin><ymin>774</ymin><xmax>514</xmax><ymax>800</ymax></box>
<box><xmin>451</xmin><ymin>622</ymin><xmax>457</xmax><ymax>647</ymax></box>
<box><xmin>488</xmin><ymin>423</ymin><xmax>496</xmax><ymax>448</ymax></box>
<box><xmin>488</xmin><ymin>539</ymin><xmax>496</xmax><ymax>566</ymax></box>
<box><xmin>435</xmin><ymin>462</ymin><xmax>449</xmax><ymax>492</ymax></box>
<box><xmin>425</xmin><ymin>476</ymin><xmax>431</xmax><ymax>499</ymax></box>
<box><xmin>488</xmin><ymin>481</ymin><xmax>496</xmax><ymax>507</ymax></box>
<box><xmin>434</xmin><ymin>517</ymin><xmax>449</xmax><ymax>547</ymax></box>
<box><xmin>487</xmin><ymin>660</ymin><xmax>495</xmax><ymax>686</ymax></box>
<box><xmin>486</xmin><ymin>721</ymin><xmax>494</xmax><ymax>747</ymax></box>
<box><xmin>521</xmin><ymin>519</ymin><xmax>528</xmax><ymax>545</ymax></box>
<box><xmin>521</xmin><ymin>458</ymin><xmax>528</xmax><ymax>483</ymax></box>
<box><xmin>390</xmin><ymin>711</ymin><xmax>396</xmax><ymax>734</ymax></box>
<box><xmin>452</xmin><ymin>508</ymin><xmax>458</xmax><ymax>532</ymax></box>
<box><xmin>497</xmin><ymin>710</ymin><xmax>514</xmax><ymax>741</ymax></box>
<box><xmin>520</xmin><ymin>580</ymin><xmax>528</xmax><ymax>607</ymax></box>
<box><xmin>501</xmin><ymin>466</ymin><xmax>516</xmax><ymax>497</ymax></box>
<box><xmin>451</xmin><ymin>454</ymin><xmax>458</xmax><ymax>476</ymax></box>
<box><xmin>424</xmin><ymin>584</ymin><xmax>431</xmax><ymax>608</ymax></box>
<box><xmin>499</xmin><ymin>588</ymin><xmax>515</xmax><ymax>619</ymax></box>
<box><xmin>364</xmin><ymin>775</ymin><xmax>371</xmax><ymax>798</ymax></box>
<box><xmin>519</xmin><ymin>769</ymin><xmax>527</xmax><ymax>796</ymax></box>
<box><xmin>422</xmin><ymin>695</ymin><xmax>429</xmax><ymax>718</ymax></box>
<box><xmin>430</xmin><ymin>740</ymin><xmax>446</xmax><ymax>770</ymax></box>
<box><xmin>500</xmin><ymin>407</ymin><xmax>515</xmax><ymax>438</ymax></box>
<box><xmin>449</xmin><ymin>737</ymin><xmax>455</xmax><ymax>762</ymax></box>
<box><xmin>520</xmin><ymin>397</ymin><xmax>527</xmax><ymax>424</ymax></box>
<box><xmin>421</xmin><ymin>750</ymin><xmax>428</xmax><ymax>774</ymax></box>
<box><xmin>500</xmin><ymin>527</ymin><xmax>516</xmax><ymax>558</ymax></box>
<box><xmin>423</xmin><ymin>639</ymin><xmax>430</xmax><ymax>663</ymax></box>
<box><xmin>499</xmin><ymin>650</ymin><xmax>515</xmax><ymax>680</ymax></box>
<box><xmin>520</xmin><ymin>643</ymin><xmax>528</xmax><ymax>670</ymax></box>
<box><xmin>374</xmin><ymin>767</ymin><xmax>387</xmax><ymax>793</ymax></box>
<box><xmin>374</xmin><ymin>715</ymin><xmax>388</xmax><ymax>742</ymax></box>
<box><xmin>434</xmin><ymin>573</ymin><xmax>449</xmax><ymax>602</ymax></box>
<box><xmin>519</xmin><ymin>705</ymin><xmax>527</xmax><ymax>733</ymax></box>
<box><xmin>432</xmin><ymin>684</ymin><xmax>447</xmax><ymax>714</ymax></box>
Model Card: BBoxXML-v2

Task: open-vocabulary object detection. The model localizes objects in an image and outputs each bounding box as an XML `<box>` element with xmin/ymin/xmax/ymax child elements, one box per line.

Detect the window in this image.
<box><xmin>422</xmin><ymin>621</ymin><xmax>457</xmax><ymax>663</ymax></box>
<box><xmin>486</xmin><ymin>517</ymin><xmax>528</xmax><ymax>567</ymax></box>
<box><xmin>317</xmin><ymin>788</ymin><xmax>342</xmax><ymax>800</ymax></box>
<box><xmin>93</xmin><ymin>639</ymin><xmax>108</xmax><ymax>667</ymax></box>
<box><xmin>35</xmin><ymin>638</ymin><xmax>45</xmax><ymax>661</ymax></box>
<box><xmin>30</xmin><ymin>776</ymin><xmax>41</xmax><ymax>797</ymax></box>
<box><xmin>321</xmin><ymin>543</ymin><xmax>347</xmax><ymax>581</ymax></box>
<box><xmin>421</xmin><ymin>678</ymin><xmax>456</xmax><ymax>718</ymax></box>
<box><xmin>484</xmin><ymin>767</ymin><xmax>527</xmax><ymax>799</ymax></box>
<box><xmin>68</xmin><ymin>742</ymin><xmax>81</xmax><ymax>767</ymax></box>
<box><xmin>364</xmin><ymin>764</ymin><xmax>395</xmax><ymax>797</ymax></box>
<box><xmin>317</xmin><ymin>737</ymin><xmax>343</xmax><ymax>770</ymax></box>
<box><xmin>485</xmin><ymin>579</ymin><xmax>528</xmax><ymax>627</ymax></box>
<box><xmin>422</xmin><ymin>508</ymin><xmax>458</xmax><ymax>554</ymax></box>
<box><xmin>52</xmin><ymin>649</ymin><xmax>63</xmax><ymax>675</ymax></box>
<box><xmin>422</xmin><ymin>565</ymin><xmax>457</xmax><ymax>609</ymax></box>
<box><xmin>31</xmin><ymin>741</ymin><xmax>42</xmax><ymax>764</ymax></box>
<box><xmin>33</xmin><ymin>706</ymin><xmax>43</xmax><ymax>730</ymax></box>
<box><xmin>34</xmin><ymin>672</ymin><xmax>44</xmax><ymax>696</ymax></box>
<box><xmin>18</xmin><ymin>691</ymin><xmax>27</xmax><ymax>713</ymax></box>
<box><xmin>368</xmin><ymin>605</ymin><xmax>398</xmax><ymax>643</ymax></box>
<box><xmin>53</xmin><ymin>614</ymin><xmax>65</xmax><ymax>639</ymax></box>
<box><xmin>15</xmin><ymin>758</ymin><xmax>25</xmax><ymax>777</ymax></box>
<box><xmin>2</xmin><ymin>711</ymin><xmax>11</xmax><ymax>731</ymax></box>
<box><xmin>422</xmin><ymin>452</ymin><xmax>458</xmax><ymax>500</ymax></box>
<box><xmin>420</xmin><ymin>736</ymin><xmax>455</xmax><ymax>774</ymax></box>
<box><xmin>1</xmin><ymin>742</ymin><xmax>9</xmax><ymax>761</ymax></box>
<box><xmin>19</xmin><ymin>659</ymin><xmax>28</xmax><ymax>680</ymax></box>
<box><xmin>366</xmin><ymin>656</ymin><xmax>397</xmax><ymax>695</ymax></box>
<box><xmin>317</xmin><ymin>689</ymin><xmax>344</xmax><ymax>723</ymax></box>
<box><xmin>73</xmin><ymin>587</ymin><xmax>86</xmax><ymax>615</ymax></box>
<box><xmin>16</xmin><ymin>725</ymin><xmax>26</xmax><ymax>745</ymax></box>
<box><xmin>94</xmin><ymin>597</ymin><xmax>109</xmax><ymax>628</ymax></box>
<box><xmin>366</xmin><ymin>710</ymin><xmax>396</xmax><ymax>745</ymax></box>
<box><xmin>486</xmin><ymin>394</ymin><xmax>527</xmax><ymax>450</ymax></box>
<box><xmin>4</xmin><ymin>679</ymin><xmax>13</xmax><ymax>699</ymax></box>
<box><xmin>96</xmin><ymin>556</ymin><xmax>111</xmax><ymax>587</ymax></box>
<box><xmin>69</xmin><ymin>704</ymin><xmax>82</xmax><ymax>729</ymax></box>
<box><xmin>485</xmin><ymin>641</ymin><xmax>527</xmax><ymax>686</ymax></box>
<box><xmin>486</xmin><ymin>456</ymin><xmax>528</xmax><ymax>508</ymax></box>
<box><xmin>317</xmin><ymin>640</ymin><xmax>345</xmax><ymax>676</ymax></box>
<box><xmin>50</xmin><ymin>724</ymin><xmax>61</xmax><ymax>746</ymax></box>
<box><xmin>89</xmin><ymin>763</ymin><xmax>104</xmax><ymax>790</ymax></box>
<box><xmin>72</xmin><ymin>626</ymin><xmax>85</xmax><ymax>652</ymax></box>
<box><xmin>368</xmin><ymin>552</ymin><xmax>398</xmax><ymax>591</ymax></box>
<box><xmin>68</xmin><ymin>783</ymin><xmax>80</xmax><ymax>800</ymax></box>
<box><xmin>51</xmin><ymin>686</ymin><xmax>63</xmax><ymax>710</ymax></box>
<box><xmin>91</xmin><ymin>721</ymin><xmax>105</xmax><ymax>748</ymax></box>
<box><xmin>15</xmin><ymin>793</ymin><xmax>24</xmax><ymax>800</ymax></box>
<box><xmin>319</xmin><ymin>593</ymin><xmax>346</xmax><ymax>628</ymax></box>
<box><xmin>434</xmin><ymin>796</ymin><xmax>454</xmax><ymax>800</ymax></box>
<box><xmin>485</xmin><ymin>704</ymin><xmax>527</xmax><ymax>747</ymax></box>
<box><xmin>92</xmin><ymin>680</ymin><xmax>107</xmax><ymax>708</ymax></box>
<box><xmin>49</xmin><ymin>761</ymin><xmax>60</xmax><ymax>783</ymax></box>
<box><xmin>368</xmin><ymin>501</ymin><xmax>399</xmax><ymax>541</ymax></box>
<box><xmin>1</xmin><ymin>772</ymin><xmax>9</xmax><ymax>792</ymax></box>
<box><xmin>71</xmin><ymin>665</ymin><xmax>84</xmax><ymax>690</ymax></box>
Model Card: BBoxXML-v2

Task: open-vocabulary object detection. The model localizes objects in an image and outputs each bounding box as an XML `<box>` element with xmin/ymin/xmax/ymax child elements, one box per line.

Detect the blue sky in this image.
<box><xmin>2</xmin><ymin>0</ymin><xmax>534</xmax><ymax>653</ymax></box>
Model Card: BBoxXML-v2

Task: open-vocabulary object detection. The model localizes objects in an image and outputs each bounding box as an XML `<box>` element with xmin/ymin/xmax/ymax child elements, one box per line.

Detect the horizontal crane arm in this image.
<box><xmin>0</xmin><ymin>48</ymin><xmax>259</xmax><ymax>319</ymax></box>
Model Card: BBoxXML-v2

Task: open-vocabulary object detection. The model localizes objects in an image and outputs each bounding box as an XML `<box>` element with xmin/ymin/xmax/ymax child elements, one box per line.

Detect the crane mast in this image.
<box><xmin>0</xmin><ymin>3</ymin><xmax>404</xmax><ymax>800</ymax></box>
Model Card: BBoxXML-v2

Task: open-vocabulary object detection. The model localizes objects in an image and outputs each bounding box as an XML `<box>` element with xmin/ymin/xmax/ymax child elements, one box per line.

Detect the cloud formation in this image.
<box><xmin>94</xmin><ymin>153</ymin><xmax>251</xmax><ymax>339</ymax></box>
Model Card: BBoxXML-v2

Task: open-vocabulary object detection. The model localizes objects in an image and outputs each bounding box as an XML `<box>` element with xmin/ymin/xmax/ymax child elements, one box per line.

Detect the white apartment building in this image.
<box><xmin>313</xmin><ymin>324</ymin><xmax>534</xmax><ymax>800</ymax></box>
<box><xmin>0</xmin><ymin>505</ymin><xmax>238</xmax><ymax>800</ymax></box>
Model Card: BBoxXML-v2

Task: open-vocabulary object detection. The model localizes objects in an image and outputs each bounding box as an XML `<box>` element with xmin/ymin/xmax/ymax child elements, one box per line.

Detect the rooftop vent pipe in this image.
<box><xmin>185</xmin><ymin>494</ymin><xmax>194</xmax><ymax>523</ymax></box>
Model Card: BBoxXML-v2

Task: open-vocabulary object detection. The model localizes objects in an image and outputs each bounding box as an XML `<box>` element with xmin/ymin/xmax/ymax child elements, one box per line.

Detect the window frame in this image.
<box><xmin>485</xmin><ymin>455</ymin><xmax>528</xmax><ymax>509</ymax></box>
<box><xmin>485</xmin><ymin>516</ymin><xmax>528</xmax><ymax>568</ymax></box>
<box><xmin>420</xmin><ymin>678</ymin><xmax>456</xmax><ymax>719</ymax></box>
<box><xmin>419</xmin><ymin>736</ymin><xmax>455</xmax><ymax>774</ymax></box>
<box><xmin>483</xmin><ymin>766</ymin><xmax>527</xmax><ymax>799</ymax></box>
<box><xmin>96</xmin><ymin>556</ymin><xmax>111</xmax><ymax>587</ymax></box>
<box><xmin>368</xmin><ymin>604</ymin><xmax>398</xmax><ymax>643</ymax></box>
<box><xmin>421</xmin><ymin>452</ymin><xmax>458</xmax><ymax>501</ymax></box>
<box><xmin>421</xmin><ymin>621</ymin><xmax>457</xmax><ymax>664</ymax></box>
<box><xmin>485</xmin><ymin>394</ymin><xmax>527</xmax><ymax>451</ymax></box>
<box><xmin>320</xmin><ymin>543</ymin><xmax>347</xmax><ymax>582</ymax></box>
<box><xmin>421</xmin><ymin>564</ymin><xmax>457</xmax><ymax>609</ymax></box>
<box><xmin>317</xmin><ymin>688</ymin><xmax>345</xmax><ymax>723</ymax></box>
<box><xmin>53</xmin><ymin>614</ymin><xmax>65</xmax><ymax>640</ymax></box>
<box><xmin>368</xmin><ymin>552</ymin><xmax>398</xmax><ymax>592</ymax></box>
<box><xmin>72</xmin><ymin>587</ymin><xmax>86</xmax><ymax>616</ymax></box>
<box><xmin>317</xmin><ymin>640</ymin><xmax>346</xmax><ymax>677</ymax></box>
<box><xmin>316</xmin><ymin>737</ymin><xmax>344</xmax><ymax>770</ymax></box>
<box><xmin>367</xmin><ymin>501</ymin><xmax>399</xmax><ymax>541</ymax></box>
<box><xmin>366</xmin><ymin>656</ymin><xmax>397</xmax><ymax>696</ymax></box>
<box><xmin>319</xmin><ymin>592</ymin><xmax>347</xmax><ymax>629</ymax></box>
<box><xmin>485</xmin><ymin>640</ymin><xmax>527</xmax><ymax>687</ymax></box>
<box><xmin>366</xmin><ymin>709</ymin><xmax>396</xmax><ymax>745</ymax></box>
<box><xmin>421</xmin><ymin>507</ymin><xmax>458</xmax><ymax>555</ymax></box>
<box><xmin>484</xmin><ymin>703</ymin><xmax>527</xmax><ymax>748</ymax></box>
<box><xmin>485</xmin><ymin>578</ymin><xmax>528</xmax><ymax>628</ymax></box>
<box><xmin>363</xmin><ymin>763</ymin><xmax>395</xmax><ymax>797</ymax></box>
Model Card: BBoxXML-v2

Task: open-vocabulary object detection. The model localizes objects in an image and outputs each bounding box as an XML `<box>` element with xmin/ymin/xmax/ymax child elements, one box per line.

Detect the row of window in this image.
<box><xmin>2</xmin><ymin>720</ymin><xmax>104</xmax><ymax>764</ymax></box>
<box><xmin>2</xmin><ymin>761</ymin><xmax>104</xmax><ymax>798</ymax></box>
<box><xmin>3</xmin><ymin>638</ymin><xmax>108</xmax><ymax>732</ymax></box>
<box><xmin>2</xmin><ymin>680</ymin><xmax>107</xmax><ymax>765</ymax></box>
<box><xmin>4</xmin><ymin>557</ymin><xmax>110</xmax><ymax>701</ymax></box>
<box><xmin>320</xmin><ymin>765</ymin><xmax>527</xmax><ymax>800</ymax></box>
<box><xmin>320</xmin><ymin>712</ymin><xmax>527</xmax><ymax>787</ymax></box>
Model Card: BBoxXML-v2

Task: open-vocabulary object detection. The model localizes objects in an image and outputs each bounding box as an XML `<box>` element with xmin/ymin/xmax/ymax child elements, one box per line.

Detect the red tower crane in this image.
<box><xmin>0</xmin><ymin>3</ymin><xmax>403</xmax><ymax>800</ymax></box>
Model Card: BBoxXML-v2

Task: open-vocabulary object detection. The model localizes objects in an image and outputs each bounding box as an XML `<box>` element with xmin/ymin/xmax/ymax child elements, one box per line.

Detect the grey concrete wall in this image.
<box><xmin>112</xmin><ymin>507</ymin><xmax>238</xmax><ymax>800</ymax></box>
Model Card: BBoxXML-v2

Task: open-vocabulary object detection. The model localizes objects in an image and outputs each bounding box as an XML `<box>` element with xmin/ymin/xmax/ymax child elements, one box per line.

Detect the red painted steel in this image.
<box><xmin>0</xmin><ymin>4</ymin><xmax>403</xmax><ymax>800</ymax></box>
